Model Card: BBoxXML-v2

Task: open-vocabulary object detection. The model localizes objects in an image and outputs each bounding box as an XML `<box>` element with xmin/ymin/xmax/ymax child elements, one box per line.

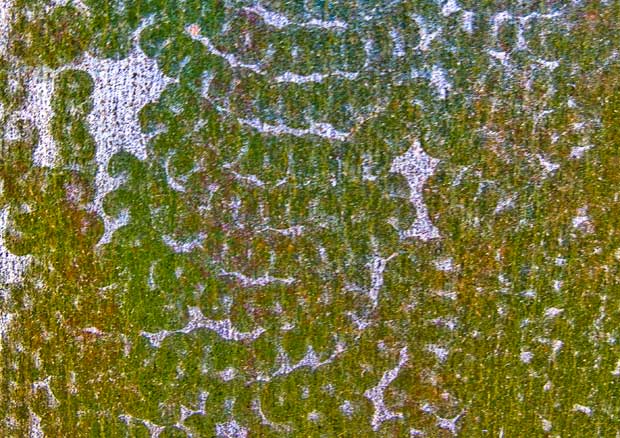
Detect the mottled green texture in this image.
<box><xmin>1</xmin><ymin>1</ymin><xmax>620</xmax><ymax>437</ymax></box>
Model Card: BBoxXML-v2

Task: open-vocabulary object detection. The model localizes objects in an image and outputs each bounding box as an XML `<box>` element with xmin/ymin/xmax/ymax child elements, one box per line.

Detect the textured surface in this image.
<box><xmin>0</xmin><ymin>1</ymin><xmax>620</xmax><ymax>437</ymax></box>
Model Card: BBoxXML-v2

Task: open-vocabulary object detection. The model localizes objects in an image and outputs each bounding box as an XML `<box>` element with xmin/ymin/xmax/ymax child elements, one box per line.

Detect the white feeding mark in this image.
<box><xmin>179</xmin><ymin>391</ymin><xmax>208</xmax><ymax>424</ymax></box>
<box><xmin>218</xmin><ymin>367</ymin><xmax>237</xmax><ymax>382</ymax></box>
<box><xmin>413</xmin><ymin>15</ymin><xmax>441</xmax><ymax>52</ymax></box>
<box><xmin>0</xmin><ymin>0</ymin><xmax>13</xmax><ymax>57</ymax></box>
<box><xmin>0</xmin><ymin>312</ymin><xmax>13</xmax><ymax>348</ymax></box>
<box><xmin>69</xmin><ymin>22</ymin><xmax>173</xmax><ymax>245</ymax></box>
<box><xmin>164</xmin><ymin>154</ymin><xmax>198</xmax><ymax>192</ymax></box>
<box><xmin>141</xmin><ymin>306</ymin><xmax>265</xmax><ymax>348</ymax></box>
<box><xmin>572</xmin><ymin>404</ymin><xmax>593</xmax><ymax>416</ymax></box>
<box><xmin>219</xmin><ymin>269</ymin><xmax>294</xmax><ymax>288</ymax></box>
<box><xmin>29</xmin><ymin>411</ymin><xmax>44</xmax><ymax>438</ymax></box>
<box><xmin>427</xmin><ymin>344</ymin><xmax>449</xmax><ymax>363</ymax></box>
<box><xmin>435</xmin><ymin>411</ymin><xmax>465</xmax><ymax>436</ymax></box>
<box><xmin>188</xmin><ymin>24</ymin><xmax>352</xmax><ymax>84</ymax></box>
<box><xmin>32</xmin><ymin>377</ymin><xmax>60</xmax><ymax>408</ymax></box>
<box><xmin>274</xmin><ymin>70</ymin><xmax>358</xmax><ymax>84</ymax></box>
<box><xmin>367</xmin><ymin>251</ymin><xmax>398</xmax><ymax>307</ymax></box>
<box><xmin>186</xmin><ymin>28</ymin><xmax>263</xmax><ymax>74</ymax></box>
<box><xmin>572</xmin><ymin>206</ymin><xmax>593</xmax><ymax>233</ymax></box>
<box><xmin>0</xmin><ymin>208</ymin><xmax>32</xmax><ymax>284</ymax></box>
<box><xmin>119</xmin><ymin>415</ymin><xmax>165</xmax><ymax>438</ymax></box>
<box><xmin>258</xmin><ymin>225</ymin><xmax>305</xmax><ymax>238</ymax></box>
<box><xmin>537</xmin><ymin>154</ymin><xmax>560</xmax><ymax>175</ymax></box>
<box><xmin>570</xmin><ymin>144</ymin><xmax>593</xmax><ymax>159</ymax></box>
<box><xmin>520</xmin><ymin>351</ymin><xmax>534</xmax><ymax>364</ymax></box>
<box><xmin>461</xmin><ymin>11</ymin><xmax>475</xmax><ymax>33</ymax></box>
<box><xmin>441</xmin><ymin>0</ymin><xmax>461</xmax><ymax>17</ymax></box>
<box><xmin>256</xmin><ymin>342</ymin><xmax>345</xmax><ymax>382</ymax></box>
<box><xmin>98</xmin><ymin>208</ymin><xmax>129</xmax><ymax>246</ymax></box>
<box><xmin>434</xmin><ymin>257</ymin><xmax>454</xmax><ymax>272</ymax></box>
<box><xmin>252</xmin><ymin>398</ymin><xmax>291</xmax><ymax>433</ymax></box>
<box><xmin>364</xmin><ymin>346</ymin><xmax>409</xmax><ymax>431</ymax></box>
<box><xmin>244</xmin><ymin>4</ymin><xmax>347</xmax><ymax>31</ymax></box>
<box><xmin>238</xmin><ymin>117</ymin><xmax>349</xmax><ymax>142</ymax></box>
<box><xmin>162</xmin><ymin>233</ymin><xmax>206</xmax><ymax>253</ymax></box>
<box><xmin>215</xmin><ymin>420</ymin><xmax>248</xmax><ymax>438</ymax></box>
<box><xmin>494</xmin><ymin>193</ymin><xmax>517</xmax><ymax>214</ymax></box>
<box><xmin>390</xmin><ymin>140</ymin><xmax>441</xmax><ymax>241</ymax></box>
<box><xmin>6</xmin><ymin>69</ymin><xmax>57</xmax><ymax>167</ymax></box>
<box><xmin>543</xmin><ymin>307</ymin><xmax>564</xmax><ymax>319</ymax></box>
<box><xmin>429</xmin><ymin>65</ymin><xmax>452</xmax><ymax>100</ymax></box>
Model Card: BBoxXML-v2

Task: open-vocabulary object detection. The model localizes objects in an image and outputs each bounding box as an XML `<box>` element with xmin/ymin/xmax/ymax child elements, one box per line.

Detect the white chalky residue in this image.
<box><xmin>119</xmin><ymin>415</ymin><xmax>165</xmax><ymax>438</ymax></box>
<box><xmin>215</xmin><ymin>420</ymin><xmax>248</xmax><ymax>438</ymax></box>
<box><xmin>274</xmin><ymin>70</ymin><xmax>358</xmax><ymax>84</ymax></box>
<box><xmin>427</xmin><ymin>344</ymin><xmax>449</xmax><ymax>363</ymax></box>
<box><xmin>0</xmin><ymin>311</ymin><xmax>13</xmax><ymax>346</ymax></box>
<box><xmin>340</xmin><ymin>400</ymin><xmax>355</xmax><ymax>417</ymax></box>
<box><xmin>544</xmin><ymin>307</ymin><xmax>564</xmax><ymax>319</ymax></box>
<box><xmin>0</xmin><ymin>0</ymin><xmax>13</xmax><ymax>57</ymax></box>
<box><xmin>238</xmin><ymin>117</ymin><xmax>349</xmax><ymax>141</ymax></box>
<box><xmin>390</xmin><ymin>28</ymin><xmax>406</xmax><ymax>58</ymax></box>
<box><xmin>441</xmin><ymin>0</ymin><xmax>461</xmax><ymax>17</ymax></box>
<box><xmin>244</xmin><ymin>4</ymin><xmax>291</xmax><ymax>29</ymax></box>
<box><xmin>0</xmin><ymin>208</ymin><xmax>32</xmax><ymax>284</ymax></box>
<box><xmin>244</xmin><ymin>4</ymin><xmax>347</xmax><ymax>31</ymax></box>
<box><xmin>366</xmin><ymin>251</ymin><xmax>398</xmax><ymax>307</ymax></box>
<box><xmin>164</xmin><ymin>154</ymin><xmax>198</xmax><ymax>192</ymax></box>
<box><xmin>488</xmin><ymin>50</ymin><xmax>511</xmax><ymax>69</ymax></box>
<box><xmin>252</xmin><ymin>398</ymin><xmax>291</xmax><ymax>433</ymax></box>
<box><xmin>429</xmin><ymin>65</ymin><xmax>452</xmax><ymax>100</ymax></box>
<box><xmin>390</xmin><ymin>140</ymin><xmax>441</xmax><ymax>241</ymax></box>
<box><xmin>541</xmin><ymin>418</ymin><xmax>552</xmax><ymax>432</ymax></box>
<box><xmin>413</xmin><ymin>15</ymin><xmax>441</xmax><ymax>52</ymax></box>
<box><xmin>259</xmin><ymin>225</ymin><xmax>305</xmax><ymax>238</ymax></box>
<box><xmin>364</xmin><ymin>346</ymin><xmax>408</xmax><ymax>431</ymax></box>
<box><xmin>520</xmin><ymin>351</ymin><xmax>534</xmax><ymax>364</ymax></box>
<box><xmin>461</xmin><ymin>11</ymin><xmax>475</xmax><ymax>33</ymax></box>
<box><xmin>434</xmin><ymin>257</ymin><xmax>454</xmax><ymax>272</ymax></box>
<box><xmin>256</xmin><ymin>342</ymin><xmax>345</xmax><ymax>382</ymax></box>
<box><xmin>70</xmin><ymin>32</ymin><xmax>173</xmax><ymax>245</ymax></box>
<box><xmin>572</xmin><ymin>206</ymin><xmax>593</xmax><ymax>233</ymax></box>
<box><xmin>218</xmin><ymin>367</ymin><xmax>237</xmax><ymax>382</ymax></box>
<box><xmin>141</xmin><ymin>306</ymin><xmax>266</xmax><ymax>348</ymax></box>
<box><xmin>187</xmin><ymin>31</ymin><xmax>263</xmax><ymax>74</ymax></box>
<box><xmin>435</xmin><ymin>412</ymin><xmax>464</xmax><ymax>436</ymax></box>
<box><xmin>572</xmin><ymin>404</ymin><xmax>593</xmax><ymax>416</ymax></box>
<box><xmin>7</xmin><ymin>69</ymin><xmax>57</xmax><ymax>167</ymax></box>
<box><xmin>32</xmin><ymin>377</ymin><xmax>59</xmax><ymax>408</ymax></box>
<box><xmin>494</xmin><ymin>194</ymin><xmax>517</xmax><ymax>214</ymax></box>
<box><xmin>220</xmin><ymin>269</ymin><xmax>295</xmax><ymax>287</ymax></box>
<box><xmin>29</xmin><ymin>411</ymin><xmax>44</xmax><ymax>438</ymax></box>
<box><xmin>179</xmin><ymin>391</ymin><xmax>208</xmax><ymax>422</ymax></box>
<box><xmin>98</xmin><ymin>208</ymin><xmax>129</xmax><ymax>246</ymax></box>
<box><xmin>570</xmin><ymin>144</ymin><xmax>593</xmax><ymax>159</ymax></box>
<box><xmin>162</xmin><ymin>233</ymin><xmax>206</xmax><ymax>253</ymax></box>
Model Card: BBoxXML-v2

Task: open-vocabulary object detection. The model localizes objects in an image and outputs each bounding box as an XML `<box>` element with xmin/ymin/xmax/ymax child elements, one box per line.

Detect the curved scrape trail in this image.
<box><xmin>0</xmin><ymin>1</ymin><xmax>619</xmax><ymax>436</ymax></box>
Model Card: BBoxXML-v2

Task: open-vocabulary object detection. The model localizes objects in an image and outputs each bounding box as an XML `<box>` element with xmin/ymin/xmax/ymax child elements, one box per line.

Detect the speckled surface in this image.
<box><xmin>0</xmin><ymin>1</ymin><xmax>619</xmax><ymax>436</ymax></box>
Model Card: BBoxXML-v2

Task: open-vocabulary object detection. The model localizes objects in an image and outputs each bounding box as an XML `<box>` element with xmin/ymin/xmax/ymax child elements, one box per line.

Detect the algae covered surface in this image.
<box><xmin>0</xmin><ymin>0</ymin><xmax>620</xmax><ymax>436</ymax></box>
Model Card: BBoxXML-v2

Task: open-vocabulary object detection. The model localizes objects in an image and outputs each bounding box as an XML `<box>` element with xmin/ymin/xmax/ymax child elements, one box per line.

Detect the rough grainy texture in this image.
<box><xmin>0</xmin><ymin>0</ymin><xmax>619</xmax><ymax>436</ymax></box>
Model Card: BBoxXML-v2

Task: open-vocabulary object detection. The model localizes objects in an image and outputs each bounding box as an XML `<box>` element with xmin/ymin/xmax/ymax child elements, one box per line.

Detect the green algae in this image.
<box><xmin>0</xmin><ymin>1</ymin><xmax>620</xmax><ymax>437</ymax></box>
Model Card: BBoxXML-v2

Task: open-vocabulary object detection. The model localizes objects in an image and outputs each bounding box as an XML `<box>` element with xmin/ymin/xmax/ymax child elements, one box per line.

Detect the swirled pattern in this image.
<box><xmin>1</xmin><ymin>1</ymin><xmax>620</xmax><ymax>436</ymax></box>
